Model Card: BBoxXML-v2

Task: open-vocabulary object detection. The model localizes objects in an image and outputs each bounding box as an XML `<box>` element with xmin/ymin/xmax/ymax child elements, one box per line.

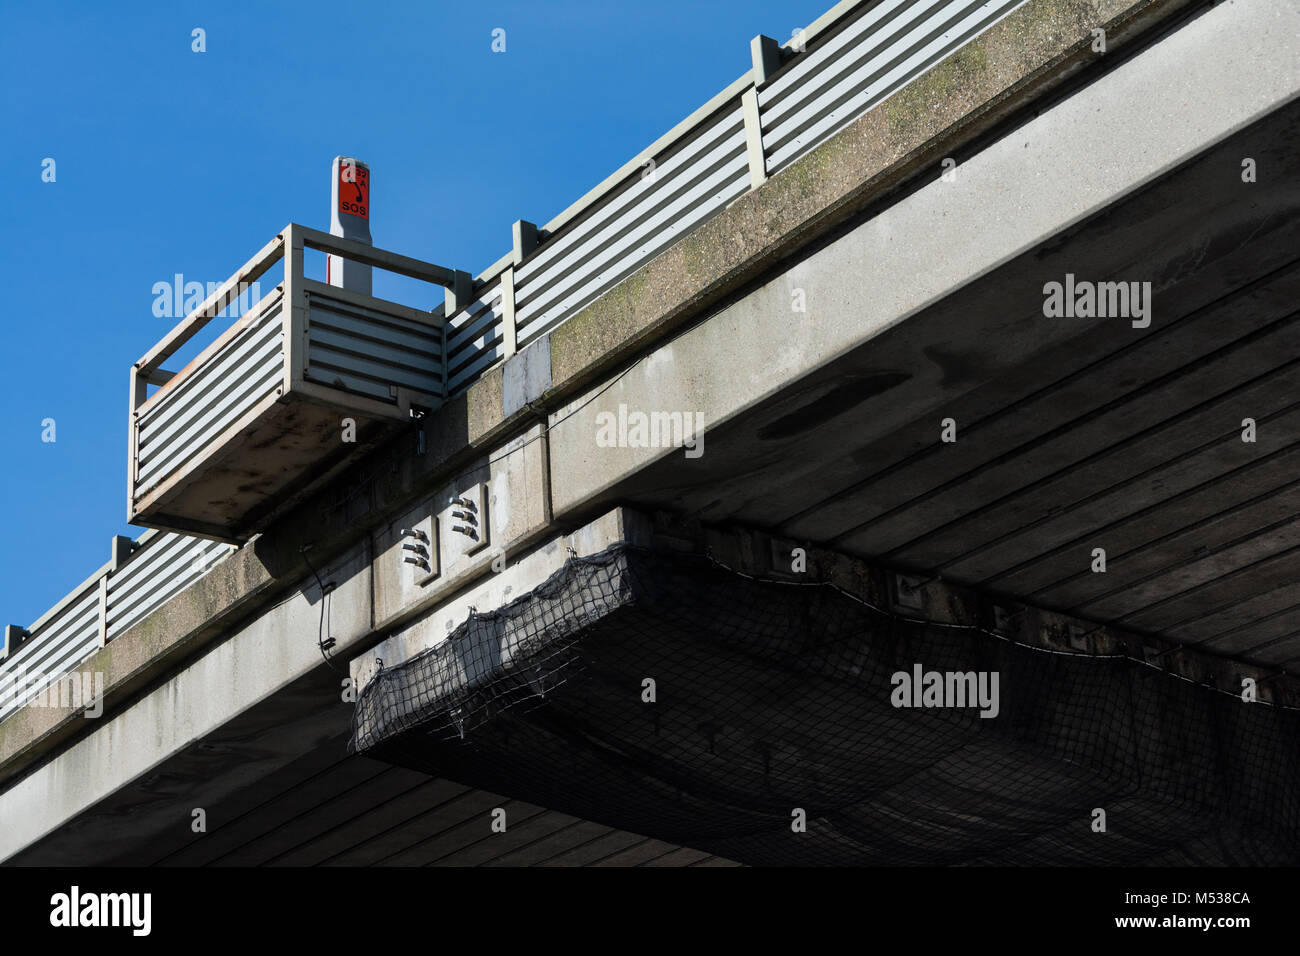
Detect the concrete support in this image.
<box><xmin>512</xmin><ymin>219</ymin><xmax>539</xmax><ymax>266</ymax></box>
<box><xmin>443</xmin><ymin>270</ymin><xmax>474</xmax><ymax>317</ymax></box>
<box><xmin>352</xmin><ymin>508</ymin><xmax>1299</xmax><ymax>710</ymax></box>
<box><xmin>0</xmin><ymin>546</ymin><xmax>373</xmax><ymax>862</ymax></box>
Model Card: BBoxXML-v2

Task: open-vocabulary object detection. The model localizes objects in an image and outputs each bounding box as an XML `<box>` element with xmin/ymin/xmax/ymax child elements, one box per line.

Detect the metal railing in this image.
<box><xmin>129</xmin><ymin>223</ymin><xmax>463</xmax><ymax>540</ymax></box>
<box><xmin>442</xmin><ymin>0</ymin><xmax>1028</xmax><ymax>396</ymax></box>
<box><xmin>1</xmin><ymin>531</ymin><xmax>235</xmax><ymax>723</ymax></box>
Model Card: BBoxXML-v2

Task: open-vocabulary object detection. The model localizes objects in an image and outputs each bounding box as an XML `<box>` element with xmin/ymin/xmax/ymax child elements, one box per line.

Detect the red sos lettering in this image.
<box><xmin>339</xmin><ymin>163</ymin><xmax>369</xmax><ymax>220</ymax></box>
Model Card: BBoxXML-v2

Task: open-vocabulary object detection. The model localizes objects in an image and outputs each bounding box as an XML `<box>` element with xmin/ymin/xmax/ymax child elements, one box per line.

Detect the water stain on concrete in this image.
<box><xmin>758</xmin><ymin>371</ymin><xmax>911</xmax><ymax>440</ymax></box>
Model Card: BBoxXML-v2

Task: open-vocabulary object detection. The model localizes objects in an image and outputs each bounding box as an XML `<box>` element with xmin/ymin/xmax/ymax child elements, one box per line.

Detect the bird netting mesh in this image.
<box><xmin>348</xmin><ymin>543</ymin><xmax>1300</xmax><ymax>865</ymax></box>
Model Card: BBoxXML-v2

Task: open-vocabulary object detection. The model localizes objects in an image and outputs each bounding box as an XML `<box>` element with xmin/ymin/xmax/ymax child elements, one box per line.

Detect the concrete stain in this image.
<box><xmin>758</xmin><ymin>371</ymin><xmax>911</xmax><ymax>440</ymax></box>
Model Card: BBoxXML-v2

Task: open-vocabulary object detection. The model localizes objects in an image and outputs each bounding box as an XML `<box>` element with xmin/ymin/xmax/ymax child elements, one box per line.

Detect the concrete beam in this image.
<box><xmin>354</xmin><ymin>506</ymin><xmax>653</xmax><ymax>695</ymax></box>
<box><xmin>351</xmin><ymin>507</ymin><xmax>1300</xmax><ymax>712</ymax></box>
<box><xmin>0</xmin><ymin>546</ymin><xmax>373</xmax><ymax>862</ymax></box>
<box><xmin>0</xmin><ymin>542</ymin><xmax>283</xmax><ymax>788</ymax></box>
<box><xmin>544</xmin><ymin>0</ymin><xmax>1299</xmax><ymax>515</ymax></box>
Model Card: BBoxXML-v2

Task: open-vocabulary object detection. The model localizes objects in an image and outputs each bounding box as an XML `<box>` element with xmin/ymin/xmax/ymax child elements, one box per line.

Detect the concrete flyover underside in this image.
<box><xmin>2</xmin><ymin>0</ymin><xmax>1298</xmax><ymax>866</ymax></box>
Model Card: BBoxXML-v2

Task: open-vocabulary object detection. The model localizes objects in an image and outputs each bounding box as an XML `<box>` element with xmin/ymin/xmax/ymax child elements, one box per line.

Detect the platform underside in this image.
<box><xmin>132</xmin><ymin>398</ymin><xmax>396</xmax><ymax>542</ymax></box>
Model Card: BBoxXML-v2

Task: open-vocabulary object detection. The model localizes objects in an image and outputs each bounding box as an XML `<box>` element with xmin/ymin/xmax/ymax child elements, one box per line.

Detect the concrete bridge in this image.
<box><xmin>3</xmin><ymin>0</ymin><xmax>1299</xmax><ymax>865</ymax></box>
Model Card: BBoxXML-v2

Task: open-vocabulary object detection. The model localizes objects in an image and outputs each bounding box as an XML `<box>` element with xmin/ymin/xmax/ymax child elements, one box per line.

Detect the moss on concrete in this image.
<box><xmin>546</xmin><ymin>0</ymin><xmax>1184</xmax><ymax>389</ymax></box>
<box><xmin>466</xmin><ymin>364</ymin><xmax>504</xmax><ymax>446</ymax></box>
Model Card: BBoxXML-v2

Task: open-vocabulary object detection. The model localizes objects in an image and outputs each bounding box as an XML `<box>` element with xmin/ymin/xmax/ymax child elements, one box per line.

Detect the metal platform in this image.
<box><xmin>128</xmin><ymin>224</ymin><xmax>465</xmax><ymax>542</ymax></box>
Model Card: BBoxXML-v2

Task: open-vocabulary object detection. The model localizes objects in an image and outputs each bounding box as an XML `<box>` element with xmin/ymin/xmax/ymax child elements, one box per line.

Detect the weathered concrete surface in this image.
<box><xmin>0</xmin><ymin>542</ymin><xmax>280</xmax><ymax>788</ymax></box>
<box><xmin>6</xmin><ymin>0</ymin><xmax>1288</xmax><ymax>863</ymax></box>
<box><xmin>502</xmin><ymin>338</ymin><xmax>552</xmax><ymax>418</ymax></box>
<box><xmin>541</xmin><ymin>98</ymin><xmax>1300</xmax><ymax>661</ymax></box>
<box><xmin>0</xmin><ymin>546</ymin><xmax>372</xmax><ymax>862</ymax></box>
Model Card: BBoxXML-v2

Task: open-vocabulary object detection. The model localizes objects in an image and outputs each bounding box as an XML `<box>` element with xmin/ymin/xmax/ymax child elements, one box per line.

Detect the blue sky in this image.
<box><xmin>0</xmin><ymin>0</ymin><xmax>819</xmax><ymax>627</ymax></box>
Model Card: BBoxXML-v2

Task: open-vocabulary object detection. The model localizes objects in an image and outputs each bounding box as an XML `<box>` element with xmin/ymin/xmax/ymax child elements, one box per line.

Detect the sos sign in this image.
<box><xmin>338</xmin><ymin>162</ymin><xmax>369</xmax><ymax>220</ymax></box>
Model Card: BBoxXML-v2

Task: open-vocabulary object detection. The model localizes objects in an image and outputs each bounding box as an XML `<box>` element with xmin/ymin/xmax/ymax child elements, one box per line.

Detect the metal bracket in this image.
<box><xmin>439</xmin><ymin>484</ymin><xmax>489</xmax><ymax>568</ymax></box>
<box><xmin>401</xmin><ymin>520</ymin><xmax>440</xmax><ymax>586</ymax></box>
<box><xmin>892</xmin><ymin>573</ymin><xmax>925</xmax><ymax>611</ymax></box>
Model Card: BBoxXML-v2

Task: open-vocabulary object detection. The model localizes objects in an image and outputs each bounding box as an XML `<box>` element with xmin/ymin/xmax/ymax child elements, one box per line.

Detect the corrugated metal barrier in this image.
<box><xmin>136</xmin><ymin>288</ymin><xmax>285</xmax><ymax>494</ymax></box>
<box><xmin>305</xmin><ymin>288</ymin><xmax>443</xmax><ymax>403</ymax></box>
<box><xmin>443</xmin><ymin>0</ymin><xmax>1028</xmax><ymax>395</ymax></box>
<box><xmin>1</xmin><ymin>531</ymin><xmax>234</xmax><ymax>722</ymax></box>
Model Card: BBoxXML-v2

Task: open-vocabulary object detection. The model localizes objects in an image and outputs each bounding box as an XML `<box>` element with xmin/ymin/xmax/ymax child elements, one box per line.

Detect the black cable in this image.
<box><xmin>300</xmin><ymin>544</ymin><xmax>343</xmax><ymax>675</ymax></box>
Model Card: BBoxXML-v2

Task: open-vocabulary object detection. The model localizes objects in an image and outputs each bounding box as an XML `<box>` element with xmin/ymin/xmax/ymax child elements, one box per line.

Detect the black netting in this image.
<box><xmin>348</xmin><ymin>544</ymin><xmax>1300</xmax><ymax>865</ymax></box>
